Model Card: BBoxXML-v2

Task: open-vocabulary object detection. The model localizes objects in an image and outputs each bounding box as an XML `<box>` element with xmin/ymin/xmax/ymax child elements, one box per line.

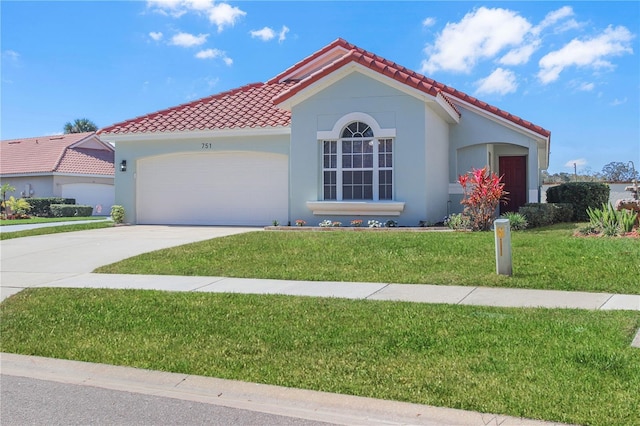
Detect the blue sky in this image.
<box><xmin>2</xmin><ymin>1</ymin><xmax>638</xmax><ymax>174</ymax></box>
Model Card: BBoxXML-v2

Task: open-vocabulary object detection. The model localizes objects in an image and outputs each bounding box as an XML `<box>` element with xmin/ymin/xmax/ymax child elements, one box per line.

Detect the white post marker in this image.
<box><xmin>494</xmin><ymin>219</ymin><xmax>512</xmax><ymax>276</ymax></box>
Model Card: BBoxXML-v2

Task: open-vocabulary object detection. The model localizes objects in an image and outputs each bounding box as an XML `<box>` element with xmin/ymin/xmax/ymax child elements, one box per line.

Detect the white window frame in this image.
<box><xmin>309</xmin><ymin>113</ymin><xmax>404</xmax><ymax>216</ymax></box>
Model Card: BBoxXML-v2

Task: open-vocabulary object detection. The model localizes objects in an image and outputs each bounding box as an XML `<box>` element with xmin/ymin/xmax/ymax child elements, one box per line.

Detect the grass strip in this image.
<box><xmin>0</xmin><ymin>221</ymin><xmax>114</xmax><ymax>240</ymax></box>
<box><xmin>95</xmin><ymin>224</ymin><xmax>640</xmax><ymax>294</ymax></box>
<box><xmin>1</xmin><ymin>288</ymin><xmax>638</xmax><ymax>426</ymax></box>
<box><xmin>0</xmin><ymin>216</ymin><xmax>106</xmax><ymax>226</ymax></box>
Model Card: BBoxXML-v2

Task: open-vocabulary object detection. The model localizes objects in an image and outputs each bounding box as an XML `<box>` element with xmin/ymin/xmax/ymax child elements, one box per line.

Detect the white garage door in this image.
<box><xmin>137</xmin><ymin>152</ymin><xmax>288</xmax><ymax>226</ymax></box>
<box><xmin>61</xmin><ymin>183</ymin><xmax>115</xmax><ymax>215</ymax></box>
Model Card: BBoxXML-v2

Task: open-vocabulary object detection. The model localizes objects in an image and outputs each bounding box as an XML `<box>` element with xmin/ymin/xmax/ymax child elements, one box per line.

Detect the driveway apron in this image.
<box><xmin>0</xmin><ymin>225</ymin><xmax>259</xmax><ymax>301</ymax></box>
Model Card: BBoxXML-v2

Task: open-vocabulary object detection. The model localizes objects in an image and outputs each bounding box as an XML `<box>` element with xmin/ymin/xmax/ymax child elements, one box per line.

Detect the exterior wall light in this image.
<box><xmin>120</xmin><ymin>160</ymin><xmax>127</xmax><ymax>172</ymax></box>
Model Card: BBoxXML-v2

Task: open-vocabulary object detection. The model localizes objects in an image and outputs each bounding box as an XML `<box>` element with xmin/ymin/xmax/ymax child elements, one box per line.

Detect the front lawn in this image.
<box><xmin>0</xmin><ymin>216</ymin><xmax>106</xmax><ymax>226</ymax></box>
<box><xmin>0</xmin><ymin>221</ymin><xmax>114</xmax><ymax>240</ymax></box>
<box><xmin>95</xmin><ymin>224</ymin><xmax>640</xmax><ymax>294</ymax></box>
<box><xmin>1</xmin><ymin>288</ymin><xmax>638</xmax><ymax>426</ymax></box>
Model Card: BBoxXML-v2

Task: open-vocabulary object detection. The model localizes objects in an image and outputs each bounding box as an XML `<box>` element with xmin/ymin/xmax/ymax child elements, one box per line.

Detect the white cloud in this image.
<box><xmin>499</xmin><ymin>41</ymin><xmax>540</xmax><ymax>66</ymax></box>
<box><xmin>610</xmin><ymin>97</ymin><xmax>628</xmax><ymax>106</ymax></box>
<box><xmin>207</xmin><ymin>3</ymin><xmax>246</xmax><ymax>32</ymax></box>
<box><xmin>578</xmin><ymin>82</ymin><xmax>595</xmax><ymax>91</ymax></box>
<box><xmin>422</xmin><ymin>17</ymin><xmax>436</xmax><ymax>28</ymax></box>
<box><xmin>533</xmin><ymin>6</ymin><xmax>574</xmax><ymax>35</ymax></box>
<box><xmin>170</xmin><ymin>32</ymin><xmax>208</xmax><ymax>47</ymax></box>
<box><xmin>421</xmin><ymin>7</ymin><xmax>532</xmax><ymax>74</ymax></box>
<box><xmin>149</xmin><ymin>31</ymin><xmax>163</xmax><ymax>41</ymax></box>
<box><xmin>538</xmin><ymin>25</ymin><xmax>634</xmax><ymax>84</ymax></box>
<box><xmin>564</xmin><ymin>158</ymin><xmax>587</xmax><ymax>168</ymax></box>
<box><xmin>250</xmin><ymin>25</ymin><xmax>289</xmax><ymax>43</ymax></box>
<box><xmin>147</xmin><ymin>0</ymin><xmax>185</xmax><ymax>17</ymax></box>
<box><xmin>3</xmin><ymin>49</ymin><xmax>21</xmax><ymax>67</ymax></box>
<box><xmin>475</xmin><ymin>68</ymin><xmax>518</xmax><ymax>95</ymax></box>
<box><xmin>195</xmin><ymin>48</ymin><xmax>232</xmax><ymax>65</ymax></box>
<box><xmin>251</xmin><ymin>27</ymin><xmax>276</xmax><ymax>41</ymax></box>
<box><xmin>278</xmin><ymin>25</ymin><xmax>289</xmax><ymax>43</ymax></box>
<box><xmin>146</xmin><ymin>1</ymin><xmax>245</xmax><ymax>32</ymax></box>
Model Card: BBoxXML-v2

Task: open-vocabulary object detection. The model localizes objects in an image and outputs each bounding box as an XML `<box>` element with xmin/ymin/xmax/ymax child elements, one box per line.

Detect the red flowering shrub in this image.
<box><xmin>458</xmin><ymin>167</ymin><xmax>508</xmax><ymax>231</ymax></box>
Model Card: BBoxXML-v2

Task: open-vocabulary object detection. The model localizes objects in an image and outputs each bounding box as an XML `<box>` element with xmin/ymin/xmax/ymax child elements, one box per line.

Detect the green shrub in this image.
<box><xmin>552</xmin><ymin>203</ymin><xmax>574</xmax><ymax>223</ymax></box>
<box><xmin>546</xmin><ymin>182</ymin><xmax>609</xmax><ymax>221</ymax></box>
<box><xmin>499</xmin><ymin>212</ymin><xmax>528</xmax><ymax>230</ymax></box>
<box><xmin>49</xmin><ymin>204</ymin><xmax>93</xmax><ymax>218</ymax></box>
<box><xmin>445</xmin><ymin>213</ymin><xmax>470</xmax><ymax>230</ymax></box>
<box><xmin>5</xmin><ymin>196</ymin><xmax>32</xmax><ymax>216</ymax></box>
<box><xmin>26</xmin><ymin>197</ymin><xmax>76</xmax><ymax>217</ymax></box>
<box><xmin>110</xmin><ymin>205</ymin><xmax>125</xmax><ymax>224</ymax></box>
<box><xmin>518</xmin><ymin>204</ymin><xmax>555</xmax><ymax>228</ymax></box>
<box><xmin>586</xmin><ymin>203</ymin><xmax>638</xmax><ymax>236</ymax></box>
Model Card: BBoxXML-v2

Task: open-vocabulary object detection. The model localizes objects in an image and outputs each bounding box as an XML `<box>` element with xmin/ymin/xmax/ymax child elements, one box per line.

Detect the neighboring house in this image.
<box><xmin>99</xmin><ymin>38</ymin><xmax>550</xmax><ymax>226</ymax></box>
<box><xmin>0</xmin><ymin>132</ymin><xmax>115</xmax><ymax>215</ymax></box>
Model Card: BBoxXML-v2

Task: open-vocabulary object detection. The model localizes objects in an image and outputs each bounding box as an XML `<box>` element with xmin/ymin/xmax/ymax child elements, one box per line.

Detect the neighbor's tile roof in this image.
<box><xmin>0</xmin><ymin>132</ymin><xmax>114</xmax><ymax>176</ymax></box>
<box><xmin>99</xmin><ymin>38</ymin><xmax>549</xmax><ymax>140</ymax></box>
<box><xmin>99</xmin><ymin>82</ymin><xmax>295</xmax><ymax>135</ymax></box>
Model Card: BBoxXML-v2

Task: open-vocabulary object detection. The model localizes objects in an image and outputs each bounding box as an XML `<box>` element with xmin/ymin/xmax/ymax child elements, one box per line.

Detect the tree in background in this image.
<box><xmin>63</xmin><ymin>118</ymin><xmax>98</xmax><ymax>134</ymax></box>
<box><xmin>1</xmin><ymin>182</ymin><xmax>16</xmax><ymax>216</ymax></box>
<box><xmin>601</xmin><ymin>162</ymin><xmax>639</xmax><ymax>182</ymax></box>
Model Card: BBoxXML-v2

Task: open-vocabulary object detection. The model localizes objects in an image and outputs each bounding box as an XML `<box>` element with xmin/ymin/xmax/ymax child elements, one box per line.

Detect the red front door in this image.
<box><xmin>499</xmin><ymin>156</ymin><xmax>527</xmax><ymax>214</ymax></box>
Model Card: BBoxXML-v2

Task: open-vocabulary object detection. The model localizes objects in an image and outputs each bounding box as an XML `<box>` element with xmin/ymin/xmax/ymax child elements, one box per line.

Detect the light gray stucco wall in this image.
<box><xmin>111</xmin><ymin>134</ymin><xmax>289</xmax><ymax>224</ymax></box>
<box><xmin>0</xmin><ymin>176</ymin><xmax>53</xmax><ymax>199</ymax></box>
<box><xmin>448</xmin><ymin>105</ymin><xmax>544</xmax><ymax>214</ymax></box>
<box><xmin>288</xmin><ymin>71</ymin><xmax>450</xmax><ymax>226</ymax></box>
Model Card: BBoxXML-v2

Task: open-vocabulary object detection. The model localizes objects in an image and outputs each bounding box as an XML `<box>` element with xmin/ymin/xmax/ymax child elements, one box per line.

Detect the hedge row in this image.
<box><xmin>49</xmin><ymin>204</ymin><xmax>93</xmax><ymax>218</ymax></box>
<box><xmin>26</xmin><ymin>197</ymin><xmax>76</xmax><ymax>217</ymax></box>
<box><xmin>519</xmin><ymin>203</ymin><xmax>573</xmax><ymax>228</ymax></box>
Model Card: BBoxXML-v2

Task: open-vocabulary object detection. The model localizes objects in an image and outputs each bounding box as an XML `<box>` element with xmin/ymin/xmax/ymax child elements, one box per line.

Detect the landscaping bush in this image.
<box><xmin>552</xmin><ymin>203</ymin><xmax>574</xmax><ymax>223</ymax></box>
<box><xmin>583</xmin><ymin>203</ymin><xmax>638</xmax><ymax>236</ymax></box>
<box><xmin>518</xmin><ymin>204</ymin><xmax>555</xmax><ymax>228</ymax></box>
<box><xmin>518</xmin><ymin>203</ymin><xmax>575</xmax><ymax>228</ymax></box>
<box><xmin>110</xmin><ymin>205</ymin><xmax>125</xmax><ymax>224</ymax></box>
<box><xmin>27</xmin><ymin>197</ymin><xmax>76</xmax><ymax>217</ymax></box>
<box><xmin>49</xmin><ymin>204</ymin><xmax>93</xmax><ymax>218</ymax></box>
<box><xmin>499</xmin><ymin>212</ymin><xmax>528</xmax><ymax>230</ymax></box>
<box><xmin>546</xmin><ymin>182</ymin><xmax>609</xmax><ymax>221</ymax></box>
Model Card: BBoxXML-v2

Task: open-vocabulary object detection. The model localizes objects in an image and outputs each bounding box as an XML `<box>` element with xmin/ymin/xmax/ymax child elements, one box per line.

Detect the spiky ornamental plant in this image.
<box><xmin>458</xmin><ymin>167</ymin><xmax>508</xmax><ymax>231</ymax></box>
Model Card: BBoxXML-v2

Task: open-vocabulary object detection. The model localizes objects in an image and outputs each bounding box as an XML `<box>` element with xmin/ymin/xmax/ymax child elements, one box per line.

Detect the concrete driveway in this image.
<box><xmin>0</xmin><ymin>225</ymin><xmax>258</xmax><ymax>301</ymax></box>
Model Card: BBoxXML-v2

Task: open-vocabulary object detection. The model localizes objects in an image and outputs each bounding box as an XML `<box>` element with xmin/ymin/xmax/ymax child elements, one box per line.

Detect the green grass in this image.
<box><xmin>95</xmin><ymin>224</ymin><xmax>640</xmax><ymax>294</ymax></box>
<box><xmin>1</xmin><ymin>288</ymin><xmax>639</xmax><ymax>426</ymax></box>
<box><xmin>0</xmin><ymin>216</ymin><xmax>106</xmax><ymax>226</ymax></box>
<box><xmin>0</xmin><ymin>221</ymin><xmax>114</xmax><ymax>240</ymax></box>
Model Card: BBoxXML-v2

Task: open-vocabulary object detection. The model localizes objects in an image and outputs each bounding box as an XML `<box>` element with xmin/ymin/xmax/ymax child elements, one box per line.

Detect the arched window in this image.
<box><xmin>322</xmin><ymin>121</ymin><xmax>393</xmax><ymax>201</ymax></box>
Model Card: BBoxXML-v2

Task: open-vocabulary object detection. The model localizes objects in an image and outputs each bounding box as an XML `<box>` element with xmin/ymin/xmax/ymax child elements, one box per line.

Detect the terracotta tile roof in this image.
<box><xmin>99</xmin><ymin>82</ymin><xmax>295</xmax><ymax>135</ymax></box>
<box><xmin>99</xmin><ymin>38</ymin><xmax>549</xmax><ymax>140</ymax></box>
<box><xmin>0</xmin><ymin>132</ymin><xmax>114</xmax><ymax>176</ymax></box>
<box><xmin>272</xmin><ymin>38</ymin><xmax>550</xmax><ymax>139</ymax></box>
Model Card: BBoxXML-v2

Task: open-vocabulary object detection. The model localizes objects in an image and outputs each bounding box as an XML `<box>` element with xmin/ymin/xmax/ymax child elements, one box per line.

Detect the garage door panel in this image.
<box><xmin>137</xmin><ymin>152</ymin><xmax>288</xmax><ymax>226</ymax></box>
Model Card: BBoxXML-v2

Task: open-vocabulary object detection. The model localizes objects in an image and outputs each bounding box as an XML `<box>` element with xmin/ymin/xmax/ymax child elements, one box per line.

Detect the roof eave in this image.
<box><xmin>99</xmin><ymin>126</ymin><xmax>291</xmax><ymax>143</ymax></box>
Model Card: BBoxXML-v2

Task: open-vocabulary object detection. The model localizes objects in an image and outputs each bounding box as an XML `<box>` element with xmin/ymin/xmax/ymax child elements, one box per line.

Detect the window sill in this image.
<box><xmin>306</xmin><ymin>201</ymin><xmax>405</xmax><ymax>216</ymax></box>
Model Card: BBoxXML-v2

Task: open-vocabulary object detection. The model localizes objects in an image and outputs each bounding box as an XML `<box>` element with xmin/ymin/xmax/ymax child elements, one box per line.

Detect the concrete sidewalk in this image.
<box><xmin>17</xmin><ymin>272</ymin><xmax>640</xmax><ymax>311</ymax></box>
<box><xmin>1</xmin><ymin>352</ymin><xmax>568</xmax><ymax>426</ymax></box>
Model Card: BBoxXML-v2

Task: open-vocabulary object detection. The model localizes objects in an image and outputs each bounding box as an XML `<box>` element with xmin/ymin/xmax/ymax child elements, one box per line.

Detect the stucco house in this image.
<box><xmin>99</xmin><ymin>38</ymin><xmax>550</xmax><ymax>226</ymax></box>
<box><xmin>0</xmin><ymin>132</ymin><xmax>115</xmax><ymax>215</ymax></box>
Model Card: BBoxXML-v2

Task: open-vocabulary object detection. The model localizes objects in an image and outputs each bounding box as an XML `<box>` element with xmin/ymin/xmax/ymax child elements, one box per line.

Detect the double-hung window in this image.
<box><xmin>322</xmin><ymin>121</ymin><xmax>393</xmax><ymax>201</ymax></box>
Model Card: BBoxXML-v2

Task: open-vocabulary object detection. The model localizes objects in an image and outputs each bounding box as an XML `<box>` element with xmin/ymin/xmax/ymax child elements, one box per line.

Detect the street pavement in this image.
<box><xmin>1</xmin><ymin>223</ymin><xmax>638</xmax><ymax>425</ymax></box>
<box><xmin>1</xmin><ymin>353</ymin><xmax>567</xmax><ymax>426</ymax></box>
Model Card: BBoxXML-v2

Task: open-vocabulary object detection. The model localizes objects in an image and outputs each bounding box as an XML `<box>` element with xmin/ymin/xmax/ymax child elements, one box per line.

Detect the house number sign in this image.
<box><xmin>201</xmin><ymin>143</ymin><xmax>213</xmax><ymax>149</ymax></box>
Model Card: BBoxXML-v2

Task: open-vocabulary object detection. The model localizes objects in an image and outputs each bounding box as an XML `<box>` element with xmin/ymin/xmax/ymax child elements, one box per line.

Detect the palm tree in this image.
<box><xmin>1</xmin><ymin>182</ymin><xmax>15</xmax><ymax>216</ymax></box>
<box><xmin>63</xmin><ymin>118</ymin><xmax>98</xmax><ymax>134</ymax></box>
